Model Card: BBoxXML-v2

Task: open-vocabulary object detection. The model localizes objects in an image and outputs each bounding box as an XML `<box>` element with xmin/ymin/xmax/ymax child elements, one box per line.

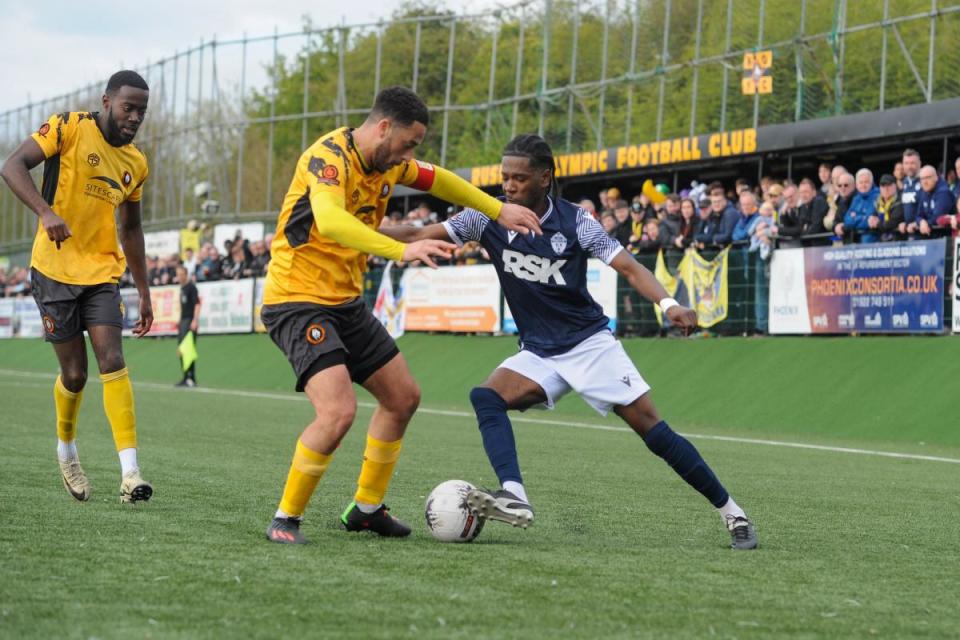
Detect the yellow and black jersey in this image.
<box><xmin>264</xmin><ymin>127</ymin><xmax>436</xmax><ymax>306</ymax></box>
<box><xmin>30</xmin><ymin>111</ymin><xmax>148</xmax><ymax>285</ymax></box>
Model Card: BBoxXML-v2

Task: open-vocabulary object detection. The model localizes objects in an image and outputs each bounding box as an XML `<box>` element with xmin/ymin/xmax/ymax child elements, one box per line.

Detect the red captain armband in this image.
<box><xmin>409</xmin><ymin>160</ymin><xmax>436</xmax><ymax>191</ymax></box>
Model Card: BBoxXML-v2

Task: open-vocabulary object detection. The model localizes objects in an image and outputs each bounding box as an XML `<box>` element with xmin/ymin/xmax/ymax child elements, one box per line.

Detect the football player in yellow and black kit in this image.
<box><xmin>262</xmin><ymin>86</ymin><xmax>542</xmax><ymax>544</ymax></box>
<box><xmin>1</xmin><ymin>71</ymin><xmax>155</xmax><ymax>504</ymax></box>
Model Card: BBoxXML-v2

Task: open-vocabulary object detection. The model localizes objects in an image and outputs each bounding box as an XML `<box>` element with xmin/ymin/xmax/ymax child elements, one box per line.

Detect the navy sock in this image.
<box><xmin>642</xmin><ymin>421</ymin><xmax>729</xmax><ymax>508</ymax></box>
<box><xmin>470</xmin><ymin>387</ymin><xmax>522</xmax><ymax>485</ymax></box>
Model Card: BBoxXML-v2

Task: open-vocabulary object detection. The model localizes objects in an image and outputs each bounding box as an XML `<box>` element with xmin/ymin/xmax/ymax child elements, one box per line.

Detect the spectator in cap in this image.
<box><xmin>612</xmin><ymin>199</ymin><xmax>633</xmax><ymax>247</ymax></box>
<box><xmin>871</xmin><ymin>174</ymin><xmax>904</xmax><ymax>242</ymax></box>
<box><xmin>631</xmin><ymin>194</ymin><xmax>657</xmax><ymax>223</ymax></box>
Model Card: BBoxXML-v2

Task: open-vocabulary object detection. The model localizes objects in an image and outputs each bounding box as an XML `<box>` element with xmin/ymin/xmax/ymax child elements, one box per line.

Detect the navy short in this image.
<box><xmin>260</xmin><ymin>298</ymin><xmax>399</xmax><ymax>391</ymax></box>
<box><xmin>30</xmin><ymin>268</ymin><xmax>123</xmax><ymax>343</ymax></box>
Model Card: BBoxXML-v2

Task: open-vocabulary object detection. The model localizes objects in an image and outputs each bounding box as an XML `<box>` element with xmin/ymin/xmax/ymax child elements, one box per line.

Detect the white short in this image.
<box><xmin>498</xmin><ymin>331</ymin><xmax>650</xmax><ymax>416</ymax></box>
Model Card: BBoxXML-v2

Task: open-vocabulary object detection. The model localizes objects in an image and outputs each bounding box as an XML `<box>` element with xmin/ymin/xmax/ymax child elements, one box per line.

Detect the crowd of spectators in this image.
<box><xmin>585</xmin><ymin>147</ymin><xmax>960</xmax><ymax>263</ymax></box>
<box><xmin>4</xmin><ymin>146</ymin><xmax>959</xmax><ymax>297</ymax></box>
<box><xmin>367</xmin><ymin>145</ymin><xmax>960</xmax><ymax>274</ymax></box>
<box><xmin>115</xmin><ymin>232</ymin><xmax>274</xmax><ymax>289</ymax></box>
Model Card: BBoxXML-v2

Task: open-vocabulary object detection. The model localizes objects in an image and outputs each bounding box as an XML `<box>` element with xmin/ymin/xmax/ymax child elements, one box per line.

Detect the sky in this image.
<box><xmin>0</xmin><ymin>0</ymin><xmax>507</xmax><ymax>115</ymax></box>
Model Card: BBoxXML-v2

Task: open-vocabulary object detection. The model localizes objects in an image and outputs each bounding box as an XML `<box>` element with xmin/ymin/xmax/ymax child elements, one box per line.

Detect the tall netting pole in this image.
<box><xmin>565</xmin><ymin>0</ymin><xmax>579</xmax><ymax>153</ymax></box>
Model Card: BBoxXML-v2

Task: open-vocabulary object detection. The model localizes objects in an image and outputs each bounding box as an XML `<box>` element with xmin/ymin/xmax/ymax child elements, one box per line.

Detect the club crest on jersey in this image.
<box><xmin>550</xmin><ymin>232</ymin><xmax>567</xmax><ymax>255</ymax></box>
<box><xmin>380</xmin><ymin>183</ymin><xmax>390</xmax><ymax>198</ymax></box>
<box><xmin>37</xmin><ymin>123</ymin><xmax>50</xmax><ymax>137</ymax></box>
<box><xmin>307</xmin><ymin>156</ymin><xmax>340</xmax><ymax>187</ymax></box>
<box><xmin>305</xmin><ymin>324</ymin><xmax>326</xmax><ymax>345</ymax></box>
<box><xmin>122</xmin><ymin>171</ymin><xmax>132</xmax><ymax>186</ymax></box>
<box><xmin>502</xmin><ymin>249</ymin><xmax>567</xmax><ymax>285</ymax></box>
<box><xmin>87</xmin><ymin>153</ymin><xmax>101</xmax><ymax>167</ymax></box>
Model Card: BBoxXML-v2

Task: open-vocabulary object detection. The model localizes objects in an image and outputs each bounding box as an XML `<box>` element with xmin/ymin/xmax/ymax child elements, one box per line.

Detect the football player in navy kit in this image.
<box><xmin>382</xmin><ymin>134</ymin><xmax>757</xmax><ymax>550</ymax></box>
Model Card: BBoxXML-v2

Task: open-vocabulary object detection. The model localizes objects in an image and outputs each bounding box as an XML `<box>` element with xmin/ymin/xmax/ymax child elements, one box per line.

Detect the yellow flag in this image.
<box><xmin>685</xmin><ymin>247</ymin><xmax>730</xmax><ymax>328</ymax></box>
<box><xmin>652</xmin><ymin>247</ymin><xmax>729</xmax><ymax>327</ymax></box>
<box><xmin>653</xmin><ymin>249</ymin><xmax>679</xmax><ymax>325</ymax></box>
<box><xmin>178</xmin><ymin>330</ymin><xmax>198</xmax><ymax>372</ymax></box>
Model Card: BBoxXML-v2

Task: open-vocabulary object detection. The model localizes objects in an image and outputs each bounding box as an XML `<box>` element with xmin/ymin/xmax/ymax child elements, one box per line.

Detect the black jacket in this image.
<box><xmin>781</xmin><ymin>195</ymin><xmax>828</xmax><ymax>237</ymax></box>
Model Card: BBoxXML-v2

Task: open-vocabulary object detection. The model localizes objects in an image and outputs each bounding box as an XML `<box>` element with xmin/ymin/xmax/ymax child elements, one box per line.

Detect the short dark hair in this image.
<box><xmin>369</xmin><ymin>86</ymin><xmax>430</xmax><ymax>127</ymax></box>
<box><xmin>106</xmin><ymin>70</ymin><xmax>149</xmax><ymax>95</ymax></box>
<box><xmin>903</xmin><ymin>148</ymin><xmax>920</xmax><ymax>159</ymax></box>
<box><xmin>799</xmin><ymin>177</ymin><xmax>817</xmax><ymax>190</ymax></box>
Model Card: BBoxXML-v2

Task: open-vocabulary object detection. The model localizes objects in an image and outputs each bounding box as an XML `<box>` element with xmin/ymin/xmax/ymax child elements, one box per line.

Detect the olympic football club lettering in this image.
<box><xmin>502</xmin><ymin>249</ymin><xmax>567</xmax><ymax>285</ymax></box>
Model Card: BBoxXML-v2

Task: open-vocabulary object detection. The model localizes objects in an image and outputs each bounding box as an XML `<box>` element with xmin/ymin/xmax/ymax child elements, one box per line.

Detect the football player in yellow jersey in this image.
<box><xmin>1</xmin><ymin>71</ymin><xmax>155</xmax><ymax>504</ymax></box>
<box><xmin>263</xmin><ymin>86</ymin><xmax>542</xmax><ymax>544</ymax></box>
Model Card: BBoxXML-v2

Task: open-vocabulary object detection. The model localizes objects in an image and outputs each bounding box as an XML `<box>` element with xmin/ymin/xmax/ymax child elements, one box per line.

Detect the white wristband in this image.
<box><xmin>659</xmin><ymin>297</ymin><xmax>679</xmax><ymax>313</ymax></box>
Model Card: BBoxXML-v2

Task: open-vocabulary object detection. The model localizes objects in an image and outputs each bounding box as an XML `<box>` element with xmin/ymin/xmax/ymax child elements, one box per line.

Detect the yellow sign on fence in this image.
<box><xmin>742</xmin><ymin>50</ymin><xmax>773</xmax><ymax>95</ymax></box>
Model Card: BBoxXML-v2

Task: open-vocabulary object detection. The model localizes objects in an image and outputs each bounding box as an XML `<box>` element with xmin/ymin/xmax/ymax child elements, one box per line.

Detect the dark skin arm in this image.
<box><xmin>609</xmin><ymin>250</ymin><xmax>698</xmax><ymax>333</ymax></box>
<box><xmin>0</xmin><ymin>138</ymin><xmax>72</xmax><ymax>248</ymax></box>
<box><xmin>380</xmin><ymin>222</ymin><xmax>698</xmax><ymax>331</ymax></box>
<box><xmin>118</xmin><ymin>199</ymin><xmax>153</xmax><ymax>337</ymax></box>
<box><xmin>378</xmin><ymin>222</ymin><xmax>450</xmax><ymax>243</ymax></box>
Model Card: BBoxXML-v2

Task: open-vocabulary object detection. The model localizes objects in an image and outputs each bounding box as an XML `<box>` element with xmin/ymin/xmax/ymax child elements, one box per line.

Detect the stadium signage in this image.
<box><xmin>769</xmin><ymin>239</ymin><xmax>945</xmax><ymax>334</ymax></box>
<box><xmin>467</xmin><ymin>128</ymin><xmax>758</xmax><ymax>187</ymax></box>
<box><xmin>401</xmin><ymin>264</ymin><xmax>501</xmax><ymax>332</ymax></box>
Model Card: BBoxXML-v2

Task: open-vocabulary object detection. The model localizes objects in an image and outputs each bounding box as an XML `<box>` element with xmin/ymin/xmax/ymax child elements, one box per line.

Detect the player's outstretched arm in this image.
<box><xmin>118</xmin><ymin>200</ymin><xmax>153</xmax><ymax>336</ymax></box>
<box><xmin>0</xmin><ymin>138</ymin><xmax>72</xmax><ymax>248</ymax></box>
<box><xmin>416</xmin><ymin>164</ymin><xmax>542</xmax><ymax>236</ymax></box>
<box><xmin>378</xmin><ymin>223</ymin><xmax>450</xmax><ymax>244</ymax></box>
<box><xmin>610</xmin><ymin>251</ymin><xmax>698</xmax><ymax>332</ymax></box>
<box><xmin>379</xmin><ymin>223</ymin><xmax>460</xmax><ymax>267</ymax></box>
<box><xmin>312</xmin><ymin>192</ymin><xmax>455</xmax><ymax>268</ymax></box>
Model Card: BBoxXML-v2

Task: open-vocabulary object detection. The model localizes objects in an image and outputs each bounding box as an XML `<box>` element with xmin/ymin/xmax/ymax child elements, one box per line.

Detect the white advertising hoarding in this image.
<box><xmin>401</xmin><ymin>264</ymin><xmax>501</xmax><ymax>333</ymax></box>
<box><xmin>143</xmin><ymin>230</ymin><xmax>181</xmax><ymax>258</ymax></box>
<box><xmin>196</xmin><ymin>279</ymin><xmax>255</xmax><ymax>334</ymax></box>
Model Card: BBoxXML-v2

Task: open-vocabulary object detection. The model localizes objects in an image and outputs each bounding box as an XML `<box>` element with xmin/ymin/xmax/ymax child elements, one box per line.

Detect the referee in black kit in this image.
<box><xmin>175</xmin><ymin>265</ymin><xmax>201</xmax><ymax>387</ymax></box>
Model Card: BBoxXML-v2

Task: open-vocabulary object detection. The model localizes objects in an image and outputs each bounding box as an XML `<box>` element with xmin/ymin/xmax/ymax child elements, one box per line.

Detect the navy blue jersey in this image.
<box><xmin>444</xmin><ymin>197</ymin><xmax>623</xmax><ymax>356</ymax></box>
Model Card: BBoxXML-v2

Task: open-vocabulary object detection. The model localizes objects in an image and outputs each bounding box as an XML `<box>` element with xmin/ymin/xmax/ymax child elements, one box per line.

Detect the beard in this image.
<box><xmin>370</xmin><ymin>141</ymin><xmax>394</xmax><ymax>173</ymax></box>
<box><xmin>105</xmin><ymin>111</ymin><xmax>135</xmax><ymax>146</ymax></box>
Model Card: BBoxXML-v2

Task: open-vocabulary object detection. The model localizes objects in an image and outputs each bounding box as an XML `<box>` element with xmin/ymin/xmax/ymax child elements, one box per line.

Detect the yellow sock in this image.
<box><xmin>354</xmin><ymin>435</ymin><xmax>403</xmax><ymax>506</ymax></box>
<box><xmin>101</xmin><ymin>368</ymin><xmax>137</xmax><ymax>451</ymax></box>
<box><xmin>278</xmin><ymin>439</ymin><xmax>333</xmax><ymax>517</ymax></box>
<box><xmin>54</xmin><ymin>375</ymin><xmax>83</xmax><ymax>443</ymax></box>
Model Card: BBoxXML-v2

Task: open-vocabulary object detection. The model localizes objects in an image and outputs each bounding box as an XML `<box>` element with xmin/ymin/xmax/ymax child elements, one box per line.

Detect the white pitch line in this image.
<box><xmin>1</xmin><ymin>368</ymin><xmax>959</xmax><ymax>465</ymax></box>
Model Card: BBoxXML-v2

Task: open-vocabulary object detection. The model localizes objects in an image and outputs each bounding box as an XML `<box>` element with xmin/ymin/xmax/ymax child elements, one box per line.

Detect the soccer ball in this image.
<box><xmin>424</xmin><ymin>479</ymin><xmax>485</xmax><ymax>543</ymax></box>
